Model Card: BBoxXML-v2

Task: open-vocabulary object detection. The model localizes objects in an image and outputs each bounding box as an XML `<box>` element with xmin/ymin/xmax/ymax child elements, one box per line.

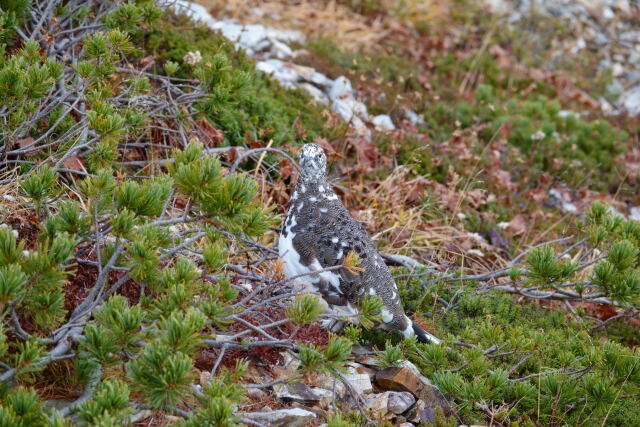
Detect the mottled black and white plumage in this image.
<box><xmin>279</xmin><ymin>143</ymin><xmax>440</xmax><ymax>344</ymax></box>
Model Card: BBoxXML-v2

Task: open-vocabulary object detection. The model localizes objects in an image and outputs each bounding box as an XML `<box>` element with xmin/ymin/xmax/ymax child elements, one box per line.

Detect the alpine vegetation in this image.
<box><xmin>0</xmin><ymin>0</ymin><xmax>639</xmax><ymax>425</ymax></box>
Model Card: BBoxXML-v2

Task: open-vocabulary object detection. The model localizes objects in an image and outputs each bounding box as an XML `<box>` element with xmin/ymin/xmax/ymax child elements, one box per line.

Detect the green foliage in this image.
<box><xmin>127</xmin><ymin>342</ymin><xmax>196</xmax><ymax>410</ymax></box>
<box><xmin>357</xmin><ymin>294</ymin><xmax>383</xmax><ymax>329</ymax></box>
<box><xmin>299</xmin><ymin>336</ymin><xmax>353</xmax><ymax>375</ymax></box>
<box><xmin>142</xmin><ymin>16</ymin><xmax>338</xmax><ymax>147</ymax></box>
<box><xmin>525</xmin><ymin>246</ymin><xmax>577</xmax><ymax>285</ymax></box>
<box><xmin>286</xmin><ymin>294</ymin><xmax>324</xmax><ymax>325</ymax></box>
<box><xmin>0</xmin><ymin>387</ymin><xmax>48</xmax><ymax>426</ymax></box>
<box><xmin>77</xmin><ymin>379</ymin><xmax>133</xmax><ymax>425</ymax></box>
<box><xmin>378</xmin><ymin>340</ymin><xmax>405</xmax><ymax>368</ymax></box>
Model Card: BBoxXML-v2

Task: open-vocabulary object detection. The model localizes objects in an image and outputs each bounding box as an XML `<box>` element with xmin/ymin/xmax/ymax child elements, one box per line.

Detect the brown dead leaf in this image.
<box><xmin>279</xmin><ymin>157</ymin><xmax>297</xmax><ymax>181</ymax></box>
<box><xmin>491</xmin><ymin>169</ymin><xmax>515</xmax><ymax>191</ymax></box>
<box><xmin>507</xmin><ymin>214</ymin><xmax>527</xmax><ymax>236</ymax></box>
<box><xmin>63</xmin><ymin>156</ymin><xmax>85</xmax><ymax>172</ymax></box>
<box><xmin>16</xmin><ymin>136</ymin><xmax>34</xmax><ymax>149</ymax></box>
<box><xmin>196</xmin><ymin>117</ymin><xmax>224</xmax><ymax>147</ymax></box>
<box><xmin>349</xmin><ymin>136</ymin><xmax>378</xmax><ymax>172</ymax></box>
<box><xmin>139</xmin><ymin>55</ymin><xmax>155</xmax><ymax>68</ymax></box>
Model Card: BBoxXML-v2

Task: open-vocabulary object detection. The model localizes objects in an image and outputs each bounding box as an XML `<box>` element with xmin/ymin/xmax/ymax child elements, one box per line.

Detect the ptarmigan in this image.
<box><xmin>278</xmin><ymin>143</ymin><xmax>441</xmax><ymax>344</ymax></box>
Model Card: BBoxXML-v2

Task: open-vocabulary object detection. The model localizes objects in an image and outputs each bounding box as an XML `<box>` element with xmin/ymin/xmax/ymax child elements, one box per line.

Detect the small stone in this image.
<box><xmin>620</xmin><ymin>85</ymin><xmax>640</xmax><ymax>116</ymax></box>
<box><xmin>603</xmin><ymin>7</ymin><xmax>615</xmax><ymax>20</ymax></box>
<box><xmin>199</xmin><ymin>370</ymin><xmax>211</xmax><ymax>385</ymax></box>
<box><xmin>243</xmin><ymin>408</ymin><xmax>317</xmax><ymax>427</ymax></box>
<box><xmin>371</xmin><ymin>114</ymin><xmax>395</xmax><ymax>130</ymax></box>
<box><xmin>275</xmin><ymin>383</ymin><xmax>332</xmax><ymax>405</ymax></box>
<box><xmin>365</xmin><ymin>392</ymin><xmax>390</xmax><ymax>415</ymax></box>
<box><xmin>405</xmin><ymin>109</ymin><xmax>425</xmax><ymax>126</ymax></box>
<box><xmin>299</xmin><ymin>83</ymin><xmax>329</xmax><ymax>105</ymax></box>
<box><xmin>388</xmin><ymin>391</ymin><xmax>416</xmax><ymax>414</ymax></box>
<box><xmin>612</xmin><ymin>63</ymin><xmax>625</xmax><ymax>77</ymax></box>
<box><xmin>270</xmin><ymin>39</ymin><xmax>293</xmax><ymax>58</ymax></box>
<box><xmin>606</xmin><ymin>79</ymin><xmax>624</xmax><ymax>97</ymax></box>
<box><xmin>630</xmin><ymin>206</ymin><xmax>640</xmax><ymax>221</ymax></box>
<box><xmin>398</xmin><ymin>423</ymin><xmax>414</xmax><ymax>427</ymax></box>
<box><xmin>344</xmin><ymin>372</ymin><xmax>373</xmax><ymax>395</ymax></box>
<box><xmin>375</xmin><ymin>364</ymin><xmax>454</xmax><ymax>418</ymax></box>
<box><xmin>331</xmin><ymin>98</ymin><xmax>369</xmax><ymax>125</ymax></box>
<box><xmin>328</xmin><ymin>76</ymin><xmax>353</xmax><ymax>100</ymax></box>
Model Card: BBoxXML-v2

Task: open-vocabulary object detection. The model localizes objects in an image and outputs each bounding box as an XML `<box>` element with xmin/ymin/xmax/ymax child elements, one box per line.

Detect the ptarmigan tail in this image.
<box><xmin>411</xmin><ymin>322</ymin><xmax>441</xmax><ymax>345</ymax></box>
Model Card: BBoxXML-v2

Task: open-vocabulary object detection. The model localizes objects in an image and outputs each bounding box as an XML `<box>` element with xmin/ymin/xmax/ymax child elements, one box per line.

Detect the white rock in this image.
<box><xmin>343</xmin><ymin>372</ymin><xmax>373</xmax><ymax>394</ymax></box>
<box><xmin>612</xmin><ymin>62</ymin><xmax>625</xmax><ymax>77</ymax></box>
<box><xmin>329</xmin><ymin>76</ymin><xmax>354</xmax><ymax>100</ymax></box>
<box><xmin>256</xmin><ymin>59</ymin><xmax>300</xmax><ymax>86</ymax></box>
<box><xmin>270</xmin><ymin>38</ymin><xmax>293</xmax><ymax>58</ymax></box>
<box><xmin>387</xmin><ymin>391</ymin><xmax>416</xmax><ymax>414</ymax></box>
<box><xmin>630</xmin><ymin>206</ymin><xmax>640</xmax><ymax>221</ymax></box>
<box><xmin>371</xmin><ymin>114</ymin><xmax>395</xmax><ymax>130</ymax></box>
<box><xmin>171</xmin><ymin>1</ymin><xmax>304</xmax><ymax>54</ymax></box>
<box><xmin>405</xmin><ymin>108</ymin><xmax>425</xmax><ymax>125</ymax></box>
<box><xmin>548</xmin><ymin>189</ymin><xmax>578</xmax><ymax>213</ymax></box>
<box><xmin>620</xmin><ymin>86</ymin><xmax>640</xmax><ymax>116</ymax></box>
<box><xmin>571</xmin><ymin>38</ymin><xmax>586</xmax><ymax>54</ymax></box>
<box><xmin>603</xmin><ymin>7</ymin><xmax>615</xmax><ymax>20</ymax></box>
<box><xmin>299</xmin><ymin>83</ymin><xmax>329</xmax><ymax>104</ymax></box>
<box><xmin>243</xmin><ymin>408</ymin><xmax>317</xmax><ymax>427</ymax></box>
<box><xmin>331</xmin><ymin>98</ymin><xmax>368</xmax><ymax>122</ymax></box>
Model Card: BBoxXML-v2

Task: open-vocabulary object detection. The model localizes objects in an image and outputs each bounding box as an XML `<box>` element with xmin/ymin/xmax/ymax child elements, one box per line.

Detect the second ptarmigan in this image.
<box><xmin>279</xmin><ymin>143</ymin><xmax>441</xmax><ymax>344</ymax></box>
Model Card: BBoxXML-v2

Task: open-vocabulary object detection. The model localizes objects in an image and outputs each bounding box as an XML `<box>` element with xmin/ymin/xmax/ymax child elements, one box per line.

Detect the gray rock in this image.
<box><xmin>388</xmin><ymin>391</ymin><xmax>416</xmax><ymax>414</ymax></box>
<box><xmin>548</xmin><ymin>189</ymin><xmax>578</xmax><ymax>213</ymax></box>
<box><xmin>626</xmin><ymin>70</ymin><xmax>640</xmax><ymax>85</ymax></box>
<box><xmin>405</xmin><ymin>109</ymin><xmax>425</xmax><ymax>126</ymax></box>
<box><xmin>620</xmin><ymin>85</ymin><xmax>640</xmax><ymax>115</ymax></box>
<box><xmin>275</xmin><ymin>383</ymin><xmax>333</xmax><ymax>405</ymax></box>
<box><xmin>594</xmin><ymin>32</ymin><xmax>610</xmax><ymax>46</ymax></box>
<box><xmin>243</xmin><ymin>408</ymin><xmax>317</xmax><ymax>427</ymax></box>
<box><xmin>606</xmin><ymin>79</ymin><xmax>624</xmax><ymax>97</ymax></box>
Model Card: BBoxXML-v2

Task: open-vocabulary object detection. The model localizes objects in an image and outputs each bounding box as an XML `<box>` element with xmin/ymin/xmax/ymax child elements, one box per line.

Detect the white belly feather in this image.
<box><xmin>279</xmin><ymin>211</ymin><xmax>357</xmax><ymax>323</ymax></box>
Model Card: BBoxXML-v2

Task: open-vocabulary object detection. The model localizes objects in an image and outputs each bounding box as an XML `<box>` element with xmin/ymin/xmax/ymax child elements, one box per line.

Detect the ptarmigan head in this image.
<box><xmin>298</xmin><ymin>143</ymin><xmax>327</xmax><ymax>181</ymax></box>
